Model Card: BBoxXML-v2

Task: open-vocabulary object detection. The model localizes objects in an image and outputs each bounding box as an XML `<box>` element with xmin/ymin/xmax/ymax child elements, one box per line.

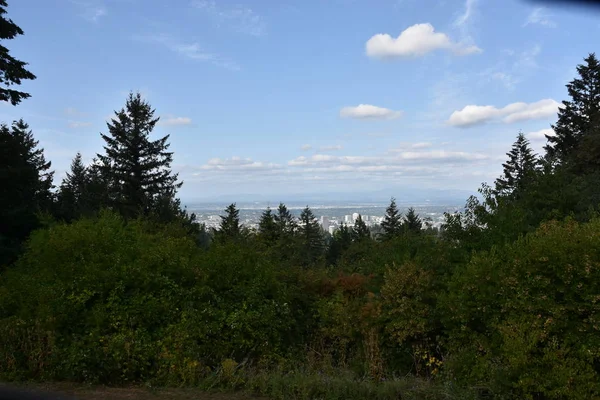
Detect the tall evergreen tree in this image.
<box><xmin>403</xmin><ymin>207</ymin><xmax>423</xmax><ymax>234</ymax></box>
<box><xmin>85</xmin><ymin>157</ymin><xmax>112</xmax><ymax>213</ymax></box>
<box><xmin>0</xmin><ymin>0</ymin><xmax>36</xmax><ymax>105</ymax></box>
<box><xmin>352</xmin><ymin>214</ymin><xmax>371</xmax><ymax>241</ymax></box>
<box><xmin>217</xmin><ymin>203</ymin><xmax>241</xmax><ymax>241</ymax></box>
<box><xmin>274</xmin><ymin>202</ymin><xmax>296</xmax><ymax>236</ymax></box>
<box><xmin>298</xmin><ymin>206</ymin><xmax>325</xmax><ymax>266</ymax></box>
<box><xmin>495</xmin><ymin>132</ymin><xmax>539</xmax><ymax>197</ymax></box>
<box><xmin>272</xmin><ymin>203</ymin><xmax>297</xmax><ymax>264</ymax></box>
<box><xmin>0</xmin><ymin>120</ymin><xmax>53</xmax><ymax>266</ymax></box>
<box><xmin>258</xmin><ymin>207</ymin><xmax>278</xmax><ymax>244</ymax></box>
<box><xmin>57</xmin><ymin>152</ymin><xmax>91</xmax><ymax>221</ymax></box>
<box><xmin>380</xmin><ymin>197</ymin><xmax>402</xmax><ymax>240</ymax></box>
<box><xmin>545</xmin><ymin>53</ymin><xmax>600</xmax><ymax>171</ymax></box>
<box><xmin>97</xmin><ymin>92</ymin><xmax>182</xmax><ymax>219</ymax></box>
<box><xmin>326</xmin><ymin>223</ymin><xmax>352</xmax><ymax>266</ymax></box>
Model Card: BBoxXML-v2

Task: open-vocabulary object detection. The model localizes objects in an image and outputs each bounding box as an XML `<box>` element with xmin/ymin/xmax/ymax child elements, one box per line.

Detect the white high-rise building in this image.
<box><xmin>352</xmin><ymin>212</ymin><xmax>359</xmax><ymax>222</ymax></box>
<box><xmin>328</xmin><ymin>225</ymin><xmax>337</xmax><ymax>235</ymax></box>
<box><xmin>344</xmin><ymin>215</ymin><xmax>352</xmax><ymax>223</ymax></box>
<box><xmin>320</xmin><ymin>216</ymin><xmax>330</xmax><ymax>231</ymax></box>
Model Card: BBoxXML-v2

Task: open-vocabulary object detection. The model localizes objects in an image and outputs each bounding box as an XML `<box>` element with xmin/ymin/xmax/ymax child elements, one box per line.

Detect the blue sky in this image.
<box><xmin>1</xmin><ymin>0</ymin><xmax>599</xmax><ymax>201</ymax></box>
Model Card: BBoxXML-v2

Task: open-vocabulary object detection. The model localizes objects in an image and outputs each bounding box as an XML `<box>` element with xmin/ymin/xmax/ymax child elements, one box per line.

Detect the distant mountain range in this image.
<box><xmin>183</xmin><ymin>187</ymin><xmax>475</xmax><ymax>208</ymax></box>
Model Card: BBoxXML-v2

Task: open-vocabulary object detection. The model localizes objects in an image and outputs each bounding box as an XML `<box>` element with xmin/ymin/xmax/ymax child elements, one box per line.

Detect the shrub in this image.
<box><xmin>0</xmin><ymin>211</ymin><xmax>295</xmax><ymax>384</ymax></box>
<box><xmin>443</xmin><ymin>218</ymin><xmax>600</xmax><ymax>399</ymax></box>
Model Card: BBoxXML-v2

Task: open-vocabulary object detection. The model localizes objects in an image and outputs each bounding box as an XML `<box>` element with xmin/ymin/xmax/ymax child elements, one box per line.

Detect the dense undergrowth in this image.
<box><xmin>1</xmin><ymin>211</ymin><xmax>599</xmax><ymax>399</ymax></box>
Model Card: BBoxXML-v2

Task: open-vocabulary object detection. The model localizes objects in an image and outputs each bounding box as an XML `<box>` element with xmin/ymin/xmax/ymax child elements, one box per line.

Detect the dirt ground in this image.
<box><xmin>0</xmin><ymin>383</ymin><xmax>265</xmax><ymax>400</ymax></box>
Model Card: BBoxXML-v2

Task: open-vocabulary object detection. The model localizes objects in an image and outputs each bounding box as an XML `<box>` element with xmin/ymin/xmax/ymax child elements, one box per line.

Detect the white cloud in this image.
<box><xmin>182</xmin><ymin>146</ymin><xmax>498</xmax><ymax>192</ymax></box>
<box><xmin>68</xmin><ymin>121</ymin><xmax>92</xmax><ymax>128</ymax></box>
<box><xmin>448</xmin><ymin>99</ymin><xmax>561</xmax><ymax>127</ymax></box>
<box><xmin>133</xmin><ymin>34</ymin><xmax>240</xmax><ymax>71</ymax></box>
<box><xmin>527</xmin><ymin>128</ymin><xmax>555</xmax><ymax>141</ymax></box>
<box><xmin>411</xmin><ymin>142</ymin><xmax>432</xmax><ymax>149</ymax></box>
<box><xmin>365</xmin><ymin>23</ymin><xmax>481</xmax><ymax>59</ymax></box>
<box><xmin>301</xmin><ymin>144</ymin><xmax>312</xmax><ymax>151</ymax></box>
<box><xmin>319</xmin><ymin>145</ymin><xmax>343</xmax><ymax>151</ymax></box>
<box><xmin>288</xmin><ymin>150</ymin><xmax>488</xmax><ymax>168</ymax></box>
<box><xmin>191</xmin><ymin>0</ymin><xmax>266</xmax><ymax>37</ymax></box>
<box><xmin>524</xmin><ymin>7</ymin><xmax>557</xmax><ymax>28</ymax></box>
<box><xmin>340</xmin><ymin>104</ymin><xmax>403</xmax><ymax>120</ymax></box>
<box><xmin>200</xmin><ymin>156</ymin><xmax>282</xmax><ymax>171</ymax></box>
<box><xmin>158</xmin><ymin>116</ymin><xmax>193</xmax><ymax>126</ymax></box>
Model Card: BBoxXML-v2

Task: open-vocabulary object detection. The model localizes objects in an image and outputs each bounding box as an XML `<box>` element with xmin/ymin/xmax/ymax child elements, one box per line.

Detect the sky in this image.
<box><xmin>1</xmin><ymin>0</ymin><xmax>600</xmax><ymax>202</ymax></box>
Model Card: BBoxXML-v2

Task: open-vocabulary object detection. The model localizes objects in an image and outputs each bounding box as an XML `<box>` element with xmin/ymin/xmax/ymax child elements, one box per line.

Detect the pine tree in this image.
<box><xmin>258</xmin><ymin>207</ymin><xmax>278</xmax><ymax>244</ymax></box>
<box><xmin>403</xmin><ymin>207</ymin><xmax>423</xmax><ymax>234</ymax></box>
<box><xmin>0</xmin><ymin>0</ymin><xmax>36</xmax><ymax>105</ymax></box>
<box><xmin>274</xmin><ymin>202</ymin><xmax>296</xmax><ymax>236</ymax></box>
<box><xmin>0</xmin><ymin>120</ymin><xmax>53</xmax><ymax>266</ymax></box>
<box><xmin>217</xmin><ymin>203</ymin><xmax>241</xmax><ymax>241</ymax></box>
<box><xmin>545</xmin><ymin>53</ymin><xmax>600</xmax><ymax>171</ymax></box>
<box><xmin>57</xmin><ymin>152</ymin><xmax>91</xmax><ymax>221</ymax></box>
<box><xmin>352</xmin><ymin>214</ymin><xmax>371</xmax><ymax>241</ymax></box>
<box><xmin>298</xmin><ymin>206</ymin><xmax>325</xmax><ymax>266</ymax></box>
<box><xmin>97</xmin><ymin>92</ymin><xmax>182</xmax><ymax>219</ymax></box>
<box><xmin>326</xmin><ymin>223</ymin><xmax>352</xmax><ymax>266</ymax></box>
<box><xmin>380</xmin><ymin>197</ymin><xmax>402</xmax><ymax>240</ymax></box>
<box><xmin>86</xmin><ymin>157</ymin><xmax>112</xmax><ymax>213</ymax></box>
<box><xmin>495</xmin><ymin>132</ymin><xmax>539</xmax><ymax>197</ymax></box>
<box><xmin>9</xmin><ymin>119</ymin><xmax>53</xmax><ymax>208</ymax></box>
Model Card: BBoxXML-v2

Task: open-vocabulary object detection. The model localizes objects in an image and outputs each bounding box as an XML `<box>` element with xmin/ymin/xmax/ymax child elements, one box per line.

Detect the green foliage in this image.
<box><xmin>403</xmin><ymin>207</ymin><xmax>423</xmax><ymax>235</ymax></box>
<box><xmin>380</xmin><ymin>197</ymin><xmax>403</xmax><ymax>241</ymax></box>
<box><xmin>0</xmin><ymin>212</ymin><xmax>294</xmax><ymax>384</ymax></box>
<box><xmin>0</xmin><ymin>119</ymin><xmax>54</xmax><ymax>267</ymax></box>
<box><xmin>494</xmin><ymin>132</ymin><xmax>539</xmax><ymax>199</ymax></box>
<box><xmin>298</xmin><ymin>206</ymin><xmax>325</xmax><ymax>267</ymax></box>
<box><xmin>351</xmin><ymin>214</ymin><xmax>371</xmax><ymax>242</ymax></box>
<box><xmin>98</xmin><ymin>92</ymin><xmax>183</xmax><ymax>220</ymax></box>
<box><xmin>0</xmin><ymin>0</ymin><xmax>37</xmax><ymax>105</ymax></box>
<box><xmin>444</xmin><ymin>218</ymin><xmax>600</xmax><ymax>399</ymax></box>
<box><xmin>257</xmin><ymin>207</ymin><xmax>278</xmax><ymax>245</ymax></box>
<box><xmin>546</xmin><ymin>53</ymin><xmax>600</xmax><ymax>173</ymax></box>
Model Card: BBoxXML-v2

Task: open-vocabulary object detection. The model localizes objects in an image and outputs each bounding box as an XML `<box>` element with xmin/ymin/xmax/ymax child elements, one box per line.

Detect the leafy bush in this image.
<box><xmin>443</xmin><ymin>218</ymin><xmax>600</xmax><ymax>399</ymax></box>
<box><xmin>0</xmin><ymin>211</ymin><xmax>294</xmax><ymax>384</ymax></box>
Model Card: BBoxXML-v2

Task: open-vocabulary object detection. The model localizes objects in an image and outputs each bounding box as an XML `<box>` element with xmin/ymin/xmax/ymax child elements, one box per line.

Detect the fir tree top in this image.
<box><xmin>381</xmin><ymin>197</ymin><xmax>402</xmax><ymax>240</ymax></box>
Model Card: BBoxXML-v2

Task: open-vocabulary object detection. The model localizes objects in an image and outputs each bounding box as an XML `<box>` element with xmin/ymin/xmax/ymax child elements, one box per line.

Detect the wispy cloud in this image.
<box><xmin>366</xmin><ymin>23</ymin><xmax>481</xmax><ymax>59</ymax></box>
<box><xmin>300</xmin><ymin>144</ymin><xmax>312</xmax><ymax>151</ymax></box>
<box><xmin>64</xmin><ymin>107</ymin><xmax>87</xmax><ymax>117</ymax></box>
<box><xmin>68</xmin><ymin>121</ymin><xmax>93</xmax><ymax>128</ymax></box>
<box><xmin>132</xmin><ymin>33</ymin><xmax>240</xmax><ymax>71</ymax></box>
<box><xmin>158</xmin><ymin>115</ymin><xmax>193</xmax><ymax>126</ymax></box>
<box><xmin>454</xmin><ymin>0</ymin><xmax>477</xmax><ymax>28</ymax></box>
<box><xmin>319</xmin><ymin>145</ymin><xmax>344</xmax><ymax>152</ymax></box>
<box><xmin>524</xmin><ymin>7</ymin><xmax>557</xmax><ymax>28</ymax></box>
<box><xmin>191</xmin><ymin>0</ymin><xmax>267</xmax><ymax>37</ymax></box>
<box><xmin>70</xmin><ymin>0</ymin><xmax>107</xmax><ymax>23</ymax></box>
<box><xmin>480</xmin><ymin>44</ymin><xmax>542</xmax><ymax>91</ymax></box>
<box><xmin>340</xmin><ymin>104</ymin><xmax>403</xmax><ymax>120</ymax></box>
